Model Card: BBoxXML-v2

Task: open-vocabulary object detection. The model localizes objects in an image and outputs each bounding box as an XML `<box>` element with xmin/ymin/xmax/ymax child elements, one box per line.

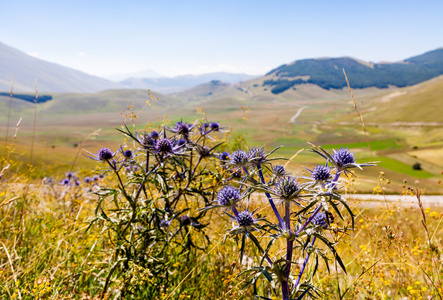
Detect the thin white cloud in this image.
<box><xmin>78</xmin><ymin>52</ymin><xmax>86</xmax><ymax>56</ymax></box>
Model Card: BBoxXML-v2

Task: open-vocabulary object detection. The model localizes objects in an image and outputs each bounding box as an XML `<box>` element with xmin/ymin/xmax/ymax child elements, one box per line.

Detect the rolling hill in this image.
<box><xmin>0</xmin><ymin>42</ymin><xmax>122</xmax><ymax>93</ymax></box>
<box><xmin>261</xmin><ymin>48</ymin><xmax>443</xmax><ymax>94</ymax></box>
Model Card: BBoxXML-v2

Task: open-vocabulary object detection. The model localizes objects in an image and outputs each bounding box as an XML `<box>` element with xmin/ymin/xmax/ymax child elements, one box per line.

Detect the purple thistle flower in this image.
<box><xmin>98</xmin><ymin>147</ymin><xmax>114</xmax><ymax>161</ymax></box>
<box><xmin>217</xmin><ymin>185</ymin><xmax>241</xmax><ymax>206</ymax></box>
<box><xmin>311</xmin><ymin>165</ymin><xmax>331</xmax><ymax>181</ymax></box>
<box><xmin>248</xmin><ymin>147</ymin><xmax>267</xmax><ymax>165</ymax></box>
<box><xmin>274</xmin><ymin>176</ymin><xmax>300</xmax><ymax>201</ymax></box>
<box><xmin>93</xmin><ymin>175</ymin><xmax>100</xmax><ymax>182</ymax></box>
<box><xmin>332</xmin><ymin>148</ymin><xmax>355</xmax><ymax>168</ymax></box>
<box><xmin>273</xmin><ymin>165</ymin><xmax>287</xmax><ymax>177</ymax></box>
<box><xmin>155</xmin><ymin>138</ymin><xmax>173</xmax><ymax>154</ymax></box>
<box><xmin>236</xmin><ymin>211</ymin><xmax>255</xmax><ymax>227</ymax></box>
<box><xmin>65</xmin><ymin>172</ymin><xmax>74</xmax><ymax>179</ymax></box>
<box><xmin>230</xmin><ymin>150</ymin><xmax>248</xmax><ymax>166</ymax></box>
<box><xmin>312</xmin><ymin>212</ymin><xmax>333</xmax><ymax>228</ymax></box>
<box><xmin>74</xmin><ymin>179</ymin><xmax>80</xmax><ymax>186</ymax></box>
<box><xmin>84</xmin><ymin>177</ymin><xmax>92</xmax><ymax>184</ymax></box>
<box><xmin>149</xmin><ymin>131</ymin><xmax>160</xmax><ymax>140</ymax></box>
<box><xmin>210</xmin><ymin>122</ymin><xmax>220</xmax><ymax>131</ymax></box>
<box><xmin>122</xmin><ymin>149</ymin><xmax>133</xmax><ymax>158</ymax></box>
<box><xmin>99</xmin><ymin>173</ymin><xmax>105</xmax><ymax>179</ymax></box>
<box><xmin>139</xmin><ymin>133</ymin><xmax>156</xmax><ymax>149</ymax></box>
<box><xmin>62</xmin><ymin>178</ymin><xmax>70</xmax><ymax>186</ymax></box>
<box><xmin>180</xmin><ymin>215</ymin><xmax>192</xmax><ymax>226</ymax></box>
<box><xmin>219</xmin><ymin>151</ymin><xmax>230</xmax><ymax>161</ymax></box>
<box><xmin>174</xmin><ymin>121</ymin><xmax>191</xmax><ymax>136</ymax></box>
<box><xmin>176</xmin><ymin>138</ymin><xmax>187</xmax><ymax>147</ymax></box>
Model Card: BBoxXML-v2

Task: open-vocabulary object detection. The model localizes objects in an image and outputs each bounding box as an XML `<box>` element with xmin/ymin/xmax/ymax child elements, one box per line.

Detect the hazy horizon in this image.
<box><xmin>1</xmin><ymin>0</ymin><xmax>442</xmax><ymax>78</ymax></box>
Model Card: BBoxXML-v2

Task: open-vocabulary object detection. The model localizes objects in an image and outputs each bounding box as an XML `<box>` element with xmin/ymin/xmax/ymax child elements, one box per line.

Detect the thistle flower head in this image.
<box><xmin>312</xmin><ymin>212</ymin><xmax>332</xmax><ymax>228</ymax></box>
<box><xmin>149</xmin><ymin>131</ymin><xmax>160</xmax><ymax>140</ymax></box>
<box><xmin>236</xmin><ymin>211</ymin><xmax>255</xmax><ymax>227</ymax></box>
<box><xmin>62</xmin><ymin>178</ymin><xmax>70</xmax><ymax>186</ymax></box>
<box><xmin>180</xmin><ymin>215</ymin><xmax>191</xmax><ymax>226</ymax></box>
<box><xmin>311</xmin><ymin>165</ymin><xmax>331</xmax><ymax>181</ymax></box>
<box><xmin>332</xmin><ymin>148</ymin><xmax>355</xmax><ymax>168</ymax></box>
<box><xmin>248</xmin><ymin>147</ymin><xmax>267</xmax><ymax>165</ymax></box>
<box><xmin>230</xmin><ymin>150</ymin><xmax>248</xmax><ymax>166</ymax></box>
<box><xmin>93</xmin><ymin>175</ymin><xmax>100</xmax><ymax>182</ymax></box>
<box><xmin>273</xmin><ymin>165</ymin><xmax>287</xmax><ymax>177</ymax></box>
<box><xmin>65</xmin><ymin>172</ymin><xmax>74</xmax><ymax>179</ymax></box>
<box><xmin>84</xmin><ymin>177</ymin><xmax>92</xmax><ymax>184</ymax></box>
<box><xmin>139</xmin><ymin>133</ymin><xmax>156</xmax><ymax>149</ymax></box>
<box><xmin>122</xmin><ymin>149</ymin><xmax>133</xmax><ymax>158</ymax></box>
<box><xmin>176</xmin><ymin>138</ymin><xmax>187</xmax><ymax>147</ymax></box>
<box><xmin>210</xmin><ymin>122</ymin><xmax>220</xmax><ymax>131</ymax></box>
<box><xmin>274</xmin><ymin>176</ymin><xmax>300</xmax><ymax>201</ymax></box>
<box><xmin>217</xmin><ymin>185</ymin><xmax>241</xmax><ymax>206</ymax></box>
<box><xmin>219</xmin><ymin>151</ymin><xmax>230</xmax><ymax>161</ymax></box>
<box><xmin>174</xmin><ymin>121</ymin><xmax>191</xmax><ymax>136</ymax></box>
<box><xmin>98</xmin><ymin>147</ymin><xmax>114</xmax><ymax>161</ymax></box>
<box><xmin>155</xmin><ymin>138</ymin><xmax>173</xmax><ymax>154</ymax></box>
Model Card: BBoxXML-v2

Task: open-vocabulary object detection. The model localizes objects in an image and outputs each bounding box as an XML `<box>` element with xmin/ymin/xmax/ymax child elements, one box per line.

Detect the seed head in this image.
<box><xmin>236</xmin><ymin>211</ymin><xmax>255</xmax><ymax>227</ymax></box>
<box><xmin>274</xmin><ymin>177</ymin><xmax>300</xmax><ymax>201</ymax></box>
<box><xmin>217</xmin><ymin>185</ymin><xmax>241</xmax><ymax>206</ymax></box>
<box><xmin>98</xmin><ymin>147</ymin><xmax>113</xmax><ymax>161</ymax></box>
<box><xmin>332</xmin><ymin>148</ymin><xmax>355</xmax><ymax>168</ymax></box>
<box><xmin>312</xmin><ymin>165</ymin><xmax>331</xmax><ymax>181</ymax></box>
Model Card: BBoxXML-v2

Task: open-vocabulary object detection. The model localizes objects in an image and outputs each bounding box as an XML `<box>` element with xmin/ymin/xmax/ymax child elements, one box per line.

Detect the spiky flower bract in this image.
<box><xmin>174</xmin><ymin>121</ymin><xmax>191</xmax><ymax>136</ymax></box>
<box><xmin>217</xmin><ymin>185</ymin><xmax>241</xmax><ymax>207</ymax></box>
<box><xmin>311</xmin><ymin>165</ymin><xmax>331</xmax><ymax>181</ymax></box>
<box><xmin>332</xmin><ymin>148</ymin><xmax>355</xmax><ymax>168</ymax></box>
<box><xmin>274</xmin><ymin>176</ymin><xmax>300</xmax><ymax>201</ymax></box>
<box><xmin>230</xmin><ymin>150</ymin><xmax>249</xmax><ymax>166</ymax></box>
<box><xmin>273</xmin><ymin>165</ymin><xmax>287</xmax><ymax>177</ymax></box>
<box><xmin>236</xmin><ymin>211</ymin><xmax>255</xmax><ymax>227</ymax></box>
<box><xmin>122</xmin><ymin>149</ymin><xmax>133</xmax><ymax>158</ymax></box>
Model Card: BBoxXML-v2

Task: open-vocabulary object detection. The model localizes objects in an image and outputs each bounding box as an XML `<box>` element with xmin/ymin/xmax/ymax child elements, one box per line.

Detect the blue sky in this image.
<box><xmin>1</xmin><ymin>0</ymin><xmax>442</xmax><ymax>77</ymax></box>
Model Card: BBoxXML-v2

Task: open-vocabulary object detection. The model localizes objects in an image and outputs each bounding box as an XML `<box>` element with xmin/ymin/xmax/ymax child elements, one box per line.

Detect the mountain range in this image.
<box><xmin>1</xmin><ymin>40</ymin><xmax>443</xmax><ymax>95</ymax></box>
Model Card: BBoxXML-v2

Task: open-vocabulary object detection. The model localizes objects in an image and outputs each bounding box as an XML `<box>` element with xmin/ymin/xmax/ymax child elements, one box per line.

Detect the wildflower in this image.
<box><xmin>149</xmin><ymin>131</ymin><xmax>160</xmax><ymax>140</ymax></box>
<box><xmin>332</xmin><ymin>148</ymin><xmax>355</xmax><ymax>168</ymax></box>
<box><xmin>98</xmin><ymin>147</ymin><xmax>114</xmax><ymax>161</ymax></box>
<box><xmin>175</xmin><ymin>138</ymin><xmax>187</xmax><ymax>147</ymax></box>
<box><xmin>65</xmin><ymin>171</ymin><xmax>74</xmax><ymax>179</ymax></box>
<box><xmin>155</xmin><ymin>138</ymin><xmax>173</xmax><ymax>154</ymax></box>
<box><xmin>169</xmin><ymin>121</ymin><xmax>193</xmax><ymax>137</ymax></box>
<box><xmin>312</xmin><ymin>212</ymin><xmax>333</xmax><ymax>229</ymax></box>
<box><xmin>210</xmin><ymin>122</ymin><xmax>220</xmax><ymax>131</ymax></box>
<box><xmin>122</xmin><ymin>149</ymin><xmax>133</xmax><ymax>158</ymax></box>
<box><xmin>247</xmin><ymin>147</ymin><xmax>267</xmax><ymax>165</ymax></box>
<box><xmin>84</xmin><ymin>177</ymin><xmax>92</xmax><ymax>184</ymax></box>
<box><xmin>219</xmin><ymin>151</ymin><xmax>230</xmax><ymax>161</ymax></box>
<box><xmin>217</xmin><ymin>185</ymin><xmax>241</xmax><ymax>207</ymax></box>
<box><xmin>138</xmin><ymin>133</ymin><xmax>156</xmax><ymax>149</ymax></box>
<box><xmin>273</xmin><ymin>165</ymin><xmax>287</xmax><ymax>177</ymax></box>
<box><xmin>310</xmin><ymin>165</ymin><xmax>332</xmax><ymax>181</ymax></box>
<box><xmin>61</xmin><ymin>178</ymin><xmax>70</xmax><ymax>186</ymax></box>
<box><xmin>93</xmin><ymin>175</ymin><xmax>100</xmax><ymax>182</ymax></box>
<box><xmin>236</xmin><ymin>211</ymin><xmax>255</xmax><ymax>227</ymax></box>
<box><xmin>230</xmin><ymin>150</ymin><xmax>249</xmax><ymax>166</ymax></box>
<box><xmin>180</xmin><ymin>215</ymin><xmax>192</xmax><ymax>226</ymax></box>
<box><xmin>274</xmin><ymin>176</ymin><xmax>300</xmax><ymax>202</ymax></box>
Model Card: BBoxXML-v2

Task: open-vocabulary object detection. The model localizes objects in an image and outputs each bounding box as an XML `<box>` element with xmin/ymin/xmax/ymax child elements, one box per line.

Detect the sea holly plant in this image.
<box><xmin>86</xmin><ymin>120</ymin><xmax>229</xmax><ymax>298</ymax></box>
<box><xmin>206</xmin><ymin>143</ymin><xmax>374</xmax><ymax>299</ymax></box>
